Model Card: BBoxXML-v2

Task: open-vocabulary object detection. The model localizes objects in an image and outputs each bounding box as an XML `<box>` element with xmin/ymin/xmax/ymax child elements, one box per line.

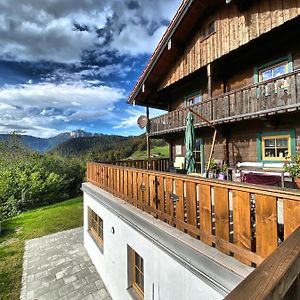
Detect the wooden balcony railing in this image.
<box><xmin>226</xmin><ymin>226</ymin><xmax>300</xmax><ymax>300</ymax></box>
<box><xmin>150</xmin><ymin>70</ymin><xmax>300</xmax><ymax>135</ymax></box>
<box><xmin>87</xmin><ymin>162</ymin><xmax>300</xmax><ymax>267</ymax></box>
<box><xmin>104</xmin><ymin>158</ymin><xmax>169</xmax><ymax>172</ymax></box>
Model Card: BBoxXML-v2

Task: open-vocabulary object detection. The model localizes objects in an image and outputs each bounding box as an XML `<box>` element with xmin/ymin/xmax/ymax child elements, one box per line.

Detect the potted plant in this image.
<box><xmin>284</xmin><ymin>153</ymin><xmax>300</xmax><ymax>188</ymax></box>
<box><xmin>207</xmin><ymin>158</ymin><xmax>217</xmax><ymax>178</ymax></box>
<box><xmin>218</xmin><ymin>163</ymin><xmax>228</xmax><ymax>180</ymax></box>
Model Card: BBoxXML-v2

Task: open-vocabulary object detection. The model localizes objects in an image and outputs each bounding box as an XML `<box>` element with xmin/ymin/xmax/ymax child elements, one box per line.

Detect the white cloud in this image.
<box><xmin>0</xmin><ymin>82</ymin><xmax>125</xmax><ymax>109</ymax></box>
<box><xmin>110</xmin><ymin>24</ymin><xmax>168</xmax><ymax>56</ymax></box>
<box><xmin>0</xmin><ymin>82</ymin><xmax>126</xmax><ymax>136</ymax></box>
<box><xmin>113</xmin><ymin>107</ymin><xmax>144</xmax><ymax>129</ymax></box>
<box><xmin>0</xmin><ymin>0</ymin><xmax>181</xmax><ymax>62</ymax></box>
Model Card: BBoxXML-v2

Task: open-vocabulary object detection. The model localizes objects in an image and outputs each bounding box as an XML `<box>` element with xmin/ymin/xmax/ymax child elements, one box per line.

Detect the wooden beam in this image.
<box><xmin>146</xmin><ymin>106</ymin><xmax>150</xmax><ymax>159</ymax></box>
<box><xmin>207</xmin><ymin>129</ymin><xmax>217</xmax><ymax>175</ymax></box>
<box><xmin>188</xmin><ymin>107</ymin><xmax>215</xmax><ymax>128</ymax></box>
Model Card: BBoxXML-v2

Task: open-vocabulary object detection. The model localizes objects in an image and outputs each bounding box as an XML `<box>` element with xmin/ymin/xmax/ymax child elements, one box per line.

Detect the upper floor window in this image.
<box><xmin>88</xmin><ymin>207</ymin><xmax>104</xmax><ymax>247</ymax></box>
<box><xmin>258</xmin><ymin>61</ymin><xmax>288</xmax><ymax>82</ymax></box>
<box><xmin>186</xmin><ymin>92</ymin><xmax>202</xmax><ymax>107</ymax></box>
<box><xmin>200</xmin><ymin>20</ymin><xmax>216</xmax><ymax>41</ymax></box>
<box><xmin>255</xmin><ymin>54</ymin><xmax>293</xmax><ymax>83</ymax></box>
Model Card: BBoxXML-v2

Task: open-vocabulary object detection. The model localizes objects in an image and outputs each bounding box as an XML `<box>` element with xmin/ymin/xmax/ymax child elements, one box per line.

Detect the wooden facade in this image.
<box><xmin>129</xmin><ymin>0</ymin><xmax>300</xmax><ymax>179</ymax></box>
<box><xmin>159</xmin><ymin>0</ymin><xmax>300</xmax><ymax>90</ymax></box>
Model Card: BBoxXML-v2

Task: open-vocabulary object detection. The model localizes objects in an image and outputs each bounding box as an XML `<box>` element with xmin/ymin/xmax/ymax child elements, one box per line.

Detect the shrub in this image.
<box><xmin>0</xmin><ymin>140</ymin><xmax>85</xmax><ymax>220</ymax></box>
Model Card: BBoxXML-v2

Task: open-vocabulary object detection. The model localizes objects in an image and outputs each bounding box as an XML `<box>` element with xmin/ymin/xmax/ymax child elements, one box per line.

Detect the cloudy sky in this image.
<box><xmin>0</xmin><ymin>0</ymin><xmax>181</xmax><ymax>137</ymax></box>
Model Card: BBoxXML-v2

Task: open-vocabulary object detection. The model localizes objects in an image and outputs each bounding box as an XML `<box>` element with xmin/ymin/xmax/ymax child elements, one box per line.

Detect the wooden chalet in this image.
<box><xmin>84</xmin><ymin>1</ymin><xmax>300</xmax><ymax>299</ymax></box>
<box><xmin>129</xmin><ymin>0</ymin><xmax>300</xmax><ymax>186</ymax></box>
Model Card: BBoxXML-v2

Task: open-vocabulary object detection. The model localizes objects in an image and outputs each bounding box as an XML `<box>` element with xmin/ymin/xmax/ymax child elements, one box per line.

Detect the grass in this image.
<box><xmin>0</xmin><ymin>197</ymin><xmax>83</xmax><ymax>300</ymax></box>
<box><xmin>130</xmin><ymin>145</ymin><xmax>169</xmax><ymax>160</ymax></box>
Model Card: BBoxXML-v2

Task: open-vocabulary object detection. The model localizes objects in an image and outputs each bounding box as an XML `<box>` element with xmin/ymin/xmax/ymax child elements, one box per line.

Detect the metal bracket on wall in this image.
<box><xmin>170</xmin><ymin>193</ymin><xmax>179</xmax><ymax>202</ymax></box>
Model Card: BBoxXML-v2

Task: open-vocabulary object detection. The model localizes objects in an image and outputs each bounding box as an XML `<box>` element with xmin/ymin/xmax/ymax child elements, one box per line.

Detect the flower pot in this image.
<box><xmin>294</xmin><ymin>177</ymin><xmax>300</xmax><ymax>189</ymax></box>
<box><xmin>218</xmin><ymin>173</ymin><xmax>225</xmax><ymax>180</ymax></box>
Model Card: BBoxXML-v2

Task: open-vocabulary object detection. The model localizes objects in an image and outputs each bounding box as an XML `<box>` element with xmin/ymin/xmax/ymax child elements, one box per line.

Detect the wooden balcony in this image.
<box><xmin>150</xmin><ymin>70</ymin><xmax>300</xmax><ymax>135</ymax></box>
<box><xmin>87</xmin><ymin>162</ymin><xmax>300</xmax><ymax>268</ymax></box>
<box><xmin>103</xmin><ymin>158</ymin><xmax>169</xmax><ymax>172</ymax></box>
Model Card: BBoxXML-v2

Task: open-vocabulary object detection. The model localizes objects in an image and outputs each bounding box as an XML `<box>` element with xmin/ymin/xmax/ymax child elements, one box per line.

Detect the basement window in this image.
<box><xmin>88</xmin><ymin>207</ymin><xmax>104</xmax><ymax>248</ymax></box>
<box><xmin>128</xmin><ymin>246</ymin><xmax>144</xmax><ymax>299</ymax></box>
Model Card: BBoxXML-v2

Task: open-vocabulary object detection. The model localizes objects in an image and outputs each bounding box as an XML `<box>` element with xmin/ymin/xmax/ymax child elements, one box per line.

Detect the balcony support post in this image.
<box><xmin>207</xmin><ymin>63</ymin><xmax>213</xmax><ymax>120</ymax></box>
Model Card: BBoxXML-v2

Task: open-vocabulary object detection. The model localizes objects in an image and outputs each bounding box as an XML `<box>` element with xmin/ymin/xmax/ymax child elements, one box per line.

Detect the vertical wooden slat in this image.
<box><xmin>256</xmin><ymin>195</ymin><xmax>278</xmax><ymax>258</ymax></box>
<box><xmin>137</xmin><ymin>172</ymin><xmax>143</xmax><ymax>209</ymax></box>
<box><xmin>157</xmin><ymin>176</ymin><xmax>165</xmax><ymax>215</ymax></box>
<box><xmin>165</xmin><ymin>177</ymin><xmax>173</xmax><ymax>224</ymax></box>
<box><xmin>233</xmin><ymin>191</ymin><xmax>252</xmax><ymax>265</ymax></box>
<box><xmin>284</xmin><ymin>199</ymin><xmax>300</xmax><ymax>239</ymax></box>
<box><xmin>128</xmin><ymin>170</ymin><xmax>133</xmax><ymax>203</ymax></box>
<box><xmin>214</xmin><ymin>187</ymin><xmax>230</xmax><ymax>254</ymax></box>
<box><xmin>119</xmin><ymin>169</ymin><xmax>124</xmax><ymax>197</ymax></box>
<box><xmin>149</xmin><ymin>175</ymin><xmax>157</xmax><ymax>214</ymax></box>
<box><xmin>186</xmin><ymin>182</ymin><xmax>197</xmax><ymax>237</ymax></box>
<box><xmin>175</xmin><ymin>179</ymin><xmax>184</xmax><ymax>231</ymax></box>
<box><xmin>124</xmin><ymin>170</ymin><xmax>128</xmax><ymax>199</ymax></box>
<box><xmin>132</xmin><ymin>171</ymin><xmax>137</xmax><ymax>206</ymax></box>
<box><xmin>199</xmin><ymin>184</ymin><xmax>212</xmax><ymax>245</ymax></box>
<box><xmin>144</xmin><ymin>173</ymin><xmax>150</xmax><ymax>208</ymax></box>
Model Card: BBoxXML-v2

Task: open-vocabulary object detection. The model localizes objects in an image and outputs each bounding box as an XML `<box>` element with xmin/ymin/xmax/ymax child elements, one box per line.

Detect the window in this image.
<box><xmin>262</xmin><ymin>135</ymin><xmax>291</xmax><ymax>161</ymax></box>
<box><xmin>128</xmin><ymin>246</ymin><xmax>144</xmax><ymax>299</ymax></box>
<box><xmin>255</xmin><ymin>55</ymin><xmax>293</xmax><ymax>84</ymax></box>
<box><xmin>258</xmin><ymin>61</ymin><xmax>288</xmax><ymax>82</ymax></box>
<box><xmin>88</xmin><ymin>207</ymin><xmax>104</xmax><ymax>247</ymax></box>
<box><xmin>194</xmin><ymin>138</ymin><xmax>204</xmax><ymax>173</ymax></box>
<box><xmin>186</xmin><ymin>92</ymin><xmax>202</xmax><ymax>107</ymax></box>
<box><xmin>200</xmin><ymin>20</ymin><xmax>216</xmax><ymax>41</ymax></box>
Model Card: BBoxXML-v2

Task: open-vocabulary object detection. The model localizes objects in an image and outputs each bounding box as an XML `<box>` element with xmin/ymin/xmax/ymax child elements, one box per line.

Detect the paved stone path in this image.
<box><xmin>20</xmin><ymin>227</ymin><xmax>111</xmax><ymax>300</ymax></box>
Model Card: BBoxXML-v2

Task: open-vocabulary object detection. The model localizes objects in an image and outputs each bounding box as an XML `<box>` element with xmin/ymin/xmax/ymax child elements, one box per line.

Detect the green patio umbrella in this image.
<box><xmin>185</xmin><ymin>112</ymin><xmax>195</xmax><ymax>174</ymax></box>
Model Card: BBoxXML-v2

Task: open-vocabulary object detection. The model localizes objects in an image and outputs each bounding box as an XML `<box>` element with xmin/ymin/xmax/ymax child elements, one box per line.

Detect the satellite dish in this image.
<box><xmin>137</xmin><ymin>115</ymin><xmax>148</xmax><ymax>129</ymax></box>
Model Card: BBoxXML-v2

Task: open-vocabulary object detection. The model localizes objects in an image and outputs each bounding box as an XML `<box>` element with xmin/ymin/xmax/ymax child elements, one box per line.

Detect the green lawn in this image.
<box><xmin>0</xmin><ymin>197</ymin><xmax>83</xmax><ymax>300</ymax></box>
<box><xmin>130</xmin><ymin>145</ymin><xmax>169</xmax><ymax>160</ymax></box>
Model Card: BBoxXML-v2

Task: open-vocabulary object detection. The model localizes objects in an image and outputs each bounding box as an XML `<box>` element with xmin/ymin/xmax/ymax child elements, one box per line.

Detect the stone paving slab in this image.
<box><xmin>20</xmin><ymin>227</ymin><xmax>111</xmax><ymax>300</ymax></box>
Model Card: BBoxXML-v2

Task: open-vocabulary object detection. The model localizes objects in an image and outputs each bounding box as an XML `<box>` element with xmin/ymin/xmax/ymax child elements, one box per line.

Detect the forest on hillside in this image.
<box><xmin>53</xmin><ymin>134</ymin><xmax>167</xmax><ymax>161</ymax></box>
<box><xmin>0</xmin><ymin>136</ymin><xmax>85</xmax><ymax>219</ymax></box>
<box><xmin>0</xmin><ymin>133</ymin><xmax>167</xmax><ymax>220</ymax></box>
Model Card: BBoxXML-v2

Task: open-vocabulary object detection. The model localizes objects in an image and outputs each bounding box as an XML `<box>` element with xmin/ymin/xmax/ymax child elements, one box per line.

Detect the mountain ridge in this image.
<box><xmin>0</xmin><ymin>130</ymin><xmax>104</xmax><ymax>152</ymax></box>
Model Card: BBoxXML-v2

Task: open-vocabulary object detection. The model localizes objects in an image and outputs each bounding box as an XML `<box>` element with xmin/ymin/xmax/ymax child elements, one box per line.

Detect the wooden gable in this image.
<box><xmin>129</xmin><ymin>0</ymin><xmax>300</xmax><ymax>110</ymax></box>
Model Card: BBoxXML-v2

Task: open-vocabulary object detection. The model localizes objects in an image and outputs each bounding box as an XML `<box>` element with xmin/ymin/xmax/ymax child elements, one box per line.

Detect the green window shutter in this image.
<box><xmin>290</xmin><ymin>129</ymin><xmax>296</xmax><ymax>157</ymax></box>
<box><xmin>256</xmin><ymin>133</ymin><xmax>262</xmax><ymax>161</ymax></box>
<box><xmin>287</xmin><ymin>52</ymin><xmax>293</xmax><ymax>72</ymax></box>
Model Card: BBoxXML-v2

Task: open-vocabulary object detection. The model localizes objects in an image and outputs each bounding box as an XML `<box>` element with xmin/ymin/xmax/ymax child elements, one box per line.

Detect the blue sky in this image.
<box><xmin>0</xmin><ymin>0</ymin><xmax>181</xmax><ymax>137</ymax></box>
